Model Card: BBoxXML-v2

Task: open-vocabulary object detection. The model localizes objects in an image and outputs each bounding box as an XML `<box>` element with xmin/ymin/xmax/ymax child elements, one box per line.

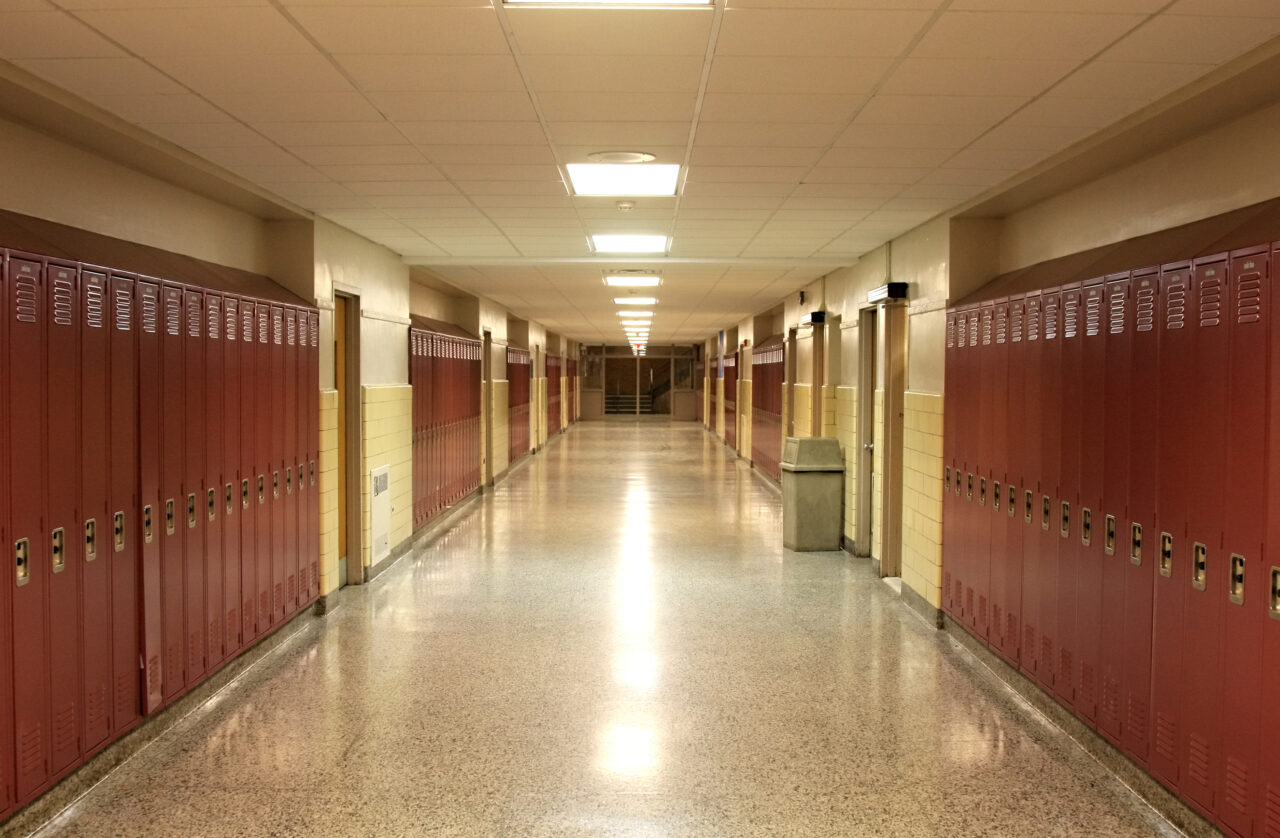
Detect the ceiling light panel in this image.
<box><xmin>594</xmin><ymin>235</ymin><xmax>669</xmax><ymax>254</ymax></box>
<box><xmin>508</xmin><ymin>0</ymin><xmax>710</xmax><ymax>5</ymax></box>
<box><xmin>615</xmin><ymin>297</ymin><xmax>658</xmax><ymax>305</ymax></box>
<box><xmin>568</xmin><ymin>164</ymin><xmax>680</xmax><ymax>197</ymax></box>
<box><xmin>604</xmin><ymin>275</ymin><xmax>662</xmax><ymax>287</ymax></box>
<box><xmin>618</xmin><ymin>311</ymin><xmax>653</xmax><ymax>318</ymax></box>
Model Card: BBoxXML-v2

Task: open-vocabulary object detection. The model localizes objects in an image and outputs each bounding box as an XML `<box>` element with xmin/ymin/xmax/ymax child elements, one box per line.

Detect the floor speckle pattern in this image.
<box><xmin>32</xmin><ymin>421</ymin><xmax>1181</xmax><ymax>837</ymax></box>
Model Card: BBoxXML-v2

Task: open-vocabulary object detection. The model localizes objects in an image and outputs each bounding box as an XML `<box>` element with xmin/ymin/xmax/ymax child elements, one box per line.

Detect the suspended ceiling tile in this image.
<box><xmin>290</xmin><ymin>6</ymin><xmax>509</xmax><ymax>55</ymax></box>
<box><xmin>1048</xmin><ymin>60</ymin><xmax>1213</xmax><ymax>101</ymax></box>
<box><xmin>16</xmin><ymin>56</ymin><xmax>185</xmax><ymax>96</ymax></box>
<box><xmin>397</xmin><ymin>121</ymin><xmax>548</xmax><ymax>146</ymax></box>
<box><xmin>1099</xmin><ymin>14</ymin><xmax>1280</xmax><ymax>65</ymax></box>
<box><xmin>1165</xmin><ymin>0</ymin><xmax>1280</xmax><ymax>14</ymax></box>
<box><xmin>522</xmin><ymin>54</ymin><xmax>704</xmax><ymax>93</ymax></box>
<box><xmin>805</xmin><ymin>166</ymin><xmax>929</xmax><ymax>184</ymax></box>
<box><xmin>438</xmin><ymin>164</ymin><xmax>561</xmax><ymax>182</ymax></box>
<box><xmin>706</xmin><ymin>56</ymin><xmax>892</xmax><ymax>95</ymax></box>
<box><xmin>149</xmin><ymin>52</ymin><xmax>352</xmax><ymax>93</ymax></box>
<box><xmin>686</xmin><ymin>166</ymin><xmax>809</xmax><ymax>183</ymax></box>
<box><xmin>506</xmin><ymin>8</ymin><xmax>713</xmax><ymax>56</ymax></box>
<box><xmin>194</xmin><ymin>144</ymin><xmax>302</xmax><ymax>169</ymax></box>
<box><xmin>293</xmin><ymin>144</ymin><xmax>427</xmax><ymax>166</ymax></box>
<box><xmin>1008</xmin><ymin>95</ymin><xmax>1148</xmax><ymax>128</ymax></box>
<box><xmin>208</xmin><ymin>90</ymin><xmax>383</xmax><ymax>123</ymax></box>
<box><xmin>881</xmin><ymin>57</ymin><xmax>1076</xmax><ymax>97</ymax></box>
<box><xmin>816</xmin><ymin>146</ymin><xmax>955</xmax><ymax>168</ymax></box>
<box><xmin>422</xmin><ymin>145</ymin><xmax>557</xmax><ymax>165</ymax></box>
<box><xmin>368</xmin><ymin>91</ymin><xmax>538</xmax><ymax>122</ymax></box>
<box><xmin>693</xmin><ymin>122</ymin><xmax>843</xmax><ymax>148</ymax></box>
<box><xmin>833</xmin><ymin>121</ymin><xmax>988</xmax><ymax>149</ymax></box>
<box><xmin>548</xmin><ymin>121</ymin><xmax>691</xmax><ymax>147</ymax></box>
<box><xmin>716</xmin><ymin>9</ymin><xmax>933</xmax><ymax>57</ymax></box>
<box><xmin>337</xmin><ymin>54</ymin><xmax>525</xmax><ymax>93</ymax></box>
<box><xmin>78</xmin><ymin>7</ymin><xmax>316</xmax><ymax>55</ymax></box>
<box><xmin>856</xmin><ymin>94</ymin><xmax>1028</xmax><ymax>124</ymax></box>
<box><xmin>457</xmin><ymin>181</ymin><xmax>568</xmax><ymax>196</ymax></box>
<box><xmin>0</xmin><ymin>11</ymin><xmax>124</xmax><ymax>59</ymax></box>
<box><xmin>689</xmin><ymin>147</ymin><xmax>824</xmax><ymax>167</ymax></box>
<box><xmin>344</xmin><ymin>180</ymin><xmax>461</xmax><ymax>196</ymax></box>
<box><xmin>949</xmin><ymin>0</ymin><xmax>1164</xmax><ymax>10</ymax></box>
<box><xmin>537</xmin><ymin>92</ymin><xmax>696</xmax><ymax>123</ymax></box>
<box><xmin>699</xmin><ymin>93</ymin><xmax>860</xmax><ymax>123</ymax></box>
<box><xmin>911</xmin><ymin>11</ymin><xmax>1146</xmax><ymax>61</ymax></box>
<box><xmin>144</xmin><ymin>121</ymin><xmax>268</xmax><ymax>148</ymax></box>
<box><xmin>90</xmin><ymin>92</ymin><xmax>230</xmax><ymax>123</ymax></box>
<box><xmin>317</xmin><ymin>164</ymin><xmax>445</xmax><ymax>182</ymax></box>
<box><xmin>255</xmin><ymin>121</ymin><xmax>407</xmax><ymax>147</ymax></box>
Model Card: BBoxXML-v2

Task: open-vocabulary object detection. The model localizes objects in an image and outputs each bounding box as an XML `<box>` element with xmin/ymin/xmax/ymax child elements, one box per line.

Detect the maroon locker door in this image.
<box><xmin>159</xmin><ymin>283</ymin><xmax>186</xmax><ymax>701</ymax></box>
<box><xmin>1054</xmin><ymin>284</ymin><xmax>1083</xmax><ymax>709</ymax></box>
<box><xmin>45</xmin><ymin>262</ymin><xmax>81</xmax><ymax>776</ymax></box>
<box><xmin>1074</xmin><ymin>279</ymin><xmax>1106</xmax><ymax>726</ymax></box>
<box><xmin>8</xmin><ymin>255</ymin><xmax>52</xmax><ymax>800</ymax></box>
<box><xmin>1179</xmin><ymin>255</ymin><xmax>1229</xmax><ymax>816</ymax></box>
<box><xmin>1122</xmin><ymin>269</ymin><xmax>1159</xmax><ymax>765</ymax></box>
<box><xmin>136</xmin><ymin>280</ymin><xmax>164</xmax><ymax>714</ymax></box>
<box><xmin>724</xmin><ymin>356</ymin><xmax>737</xmax><ymax>449</ymax></box>
<box><xmin>107</xmin><ymin>274</ymin><xmax>140</xmax><ymax>735</ymax></box>
<box><xmin>1151</xmin><ymin>262</ymin><xmax>1192</xmax><ymax>788</ymax></box>
<box><xmin>995</xmin><ymin>297</ymin><xmax>1021</xmax><ymax>664</ymax></box>
<box><xmin>0</xmin><ymin>255</ymin><xmax>14</xmax><ymax>815</ymax></box>
<box><xmin>294</xmin><ymin>310</ymin><xmax>308</xmax><ymax>604</ymax></box>
<box><xmin>1216</xmin><ymin>247</ymin><xmax>1268</xmax><ymax>837</ymax></box>
<box><xmin>81</xmin><ymin>269</ymin><xmax>114</xmax><ymax>752</ymax></box>
<box><xmin>969</xmin><ymin>301</ymin><xmax>994</xmax><ymax>640</ymax></box>
<box><xmin>950</xmin><ymin>309</ymin><xmax>971</xmax><ymax>622</ymax></box>
<box><xmin>1036</xmin><ymin>292</ymin><xmax>1063</xmax><ymax>694</ymax></box>
<box><xmin>1263</xmin><ymin>240</ymin><xmax>1280</xmax><ymax>838</ymax></box>
<box><xmin>1020</xmin><ymin>292</ymin><xmax>1044</xmax><ymax>680</ymax></box>
<box><xmin>182</xmin><ymin>287</ymin><xmax>207</xmax><ymax>687</ymax></box>
<box><xmin>243</xmin><ymin>301</ymin><xmax>262</xmax><ymax>641</ymax></box>
<box><xmin>1098</xmin><ymin>273</ymin><xmax>1132</xmax><ymax>744</ymax></box>
<box><xmin>222</xmin><ymin>297</ymin><xmax>241</xmax><ymax>657</ymax></box>
<box><xmin>942</xmin><ymin>311</ymin><xmax>958</xmax><ymax>618</ymax></box>
<box><xmin>988</xmin><ymin>299</ymin><xmax>1012</xmax><ymax>660</ymax></box>
<box><xmin>283</xmin><ymin>308</ymin><xmax>299</xmax><ymax>614</ymax></box>
<box><xmin>203</xmin><ymin>293</ymin><xmax>225</xmax><ymax>669</ymax></box>
<box><xmin>309</xmin><ymin>310</ymin><xmax>320</xmax><ymax>600</ymax></box>
<box><xmin>270</xmin><ymin>305</ymin><xmax>285</xmax><ymax>624</ymax></box>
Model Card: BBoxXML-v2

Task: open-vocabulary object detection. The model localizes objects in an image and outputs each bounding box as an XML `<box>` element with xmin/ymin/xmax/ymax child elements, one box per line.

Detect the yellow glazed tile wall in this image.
<box><xmin>872</xmin><ymin>389</ymin><xmax>885</xmax><ymax>561</ymax></box>
<box><xmin>715</xmin><ymin>377</ymin><xmax>725</xmax><ymax>438</ymax></box>
<box><xmin>318</xmin><ymin>389</ymin><xmax>339</xmax><ymax>596</ymax></box>
<box><xmin>822</xmin><ymin>384</ymin><xmax>838</xmax><ymax>439</ymax></box>
<box><xmin>560</xmin><ymin>375</ymin><xmax>568</xmax><ymax>429</ymax></box>
<box><xmin>836</xmin><ymin>387</ymin><xmax>857</xmax><ymax>544</ymax></box>
<box><xmin>792</xmin><ymin>383</ymin><xmax>812</xmax><ymax>439</ymax></box>
<box><xmin>361</xmin><ymin>384</ymin><xmax>412</xmax><ymax>569</ymax></box>
<box><xmin>738</xmin><ymin>379</ymin><xmax>752</xmax><ymax>458</ymax></box>
<box><xmin>491</xmin><ymin>380</ymin><xmax>509</xmax><ymax>478</ymax></box>
<box><xmin>902</xmin><ymin>392</ymin><xmax>945</xmax><ymax>608</ymax></box>
<box><xmin>781</xmin><ymin>384</ymin><xmax>791</xmax><ymax>441</ymax></box>
<box><xmin>534</xmin><ymin>378</ymin><xmax>547</xmax><ymax>448</ymax></box>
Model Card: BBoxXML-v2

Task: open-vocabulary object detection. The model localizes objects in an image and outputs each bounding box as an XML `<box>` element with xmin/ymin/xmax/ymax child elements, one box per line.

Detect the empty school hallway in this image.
<box><xmin>32</xmin><ymin>421</ymin><xmax>1178</xmax><ymax>838</ymax></box>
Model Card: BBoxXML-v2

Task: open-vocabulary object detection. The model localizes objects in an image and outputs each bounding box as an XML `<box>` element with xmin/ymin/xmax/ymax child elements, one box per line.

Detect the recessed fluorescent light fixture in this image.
<box><xmin>511</xmin><ymin>0</ymin><xmax>708</xmax><ymax>4</ymax></box>
<box><xmin>614</xmin><ymin>297</ymin><xmax>657</xmax><ymax>306</ymax></box>
<box><xmin>618</xmin><ymin>311</ymin><xmax>653</xmax><ymax>318</ymax></box>
<box><xmin>593</xmin><ymin>235</ymin><xmax>668</xmax><ymax>254</ymax></box>
<box><xmin>569</xmin><ymin>164</ymin><xmax>678</xmax><ymax>196</ymax></box>
<box><xmin>620</xmin><ymin>320</ymin><xmax>651</xmax><ymax>327</ymax></box>
<box><xmin>604</xmin><ymin>275</ymin><xmax>661</xmax><ymax>288</ymax></box>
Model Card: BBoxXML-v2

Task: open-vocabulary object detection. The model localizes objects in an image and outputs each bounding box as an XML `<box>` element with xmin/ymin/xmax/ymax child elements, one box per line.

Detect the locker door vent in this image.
<box><xmin>1225</xmin><ymin>756</ymin><xmax>1250</xmax><ymax>818</ymax></box>
<box><xmin>141</xmin><ymin>287</ymin><xmax>158</xmax><ymax>334</ymax></box>
<box><xmin>945</xmin><ymin>317</ymin><xmax>955</xmax><ymax>348</ymax></box>
<box><xmin>225</xmin><ymin>299</ymin><xmax>237</xmax><ymax>341</ymax></box>
<box><xmin>1010</xmin><ymin>304</ymin><xmax>1023</xmax><ymax>343</ymax></box>
<box><xmin>1155</xmin><ymin>713</ymin><xmax>1177</xmax><ymax>763</ymax></box>
<box><xmin>273</xmin><ymin>310</ymin><xmax>283</xmax><ymax>345</ymax></box>
<box><xmin>114</xmin><ymin>285</ymin><xmax>132</xmax><ymax>331</ymax></box>
<box><xmin>287</xmin><ymin>313</ymin><xmax>296</xmax><ymax>346</ymax></box>
<box><xmin>1043</xmin><ymin>297</ymin><xmax>1059</xmax><ymax>340</ymax></box>
<box><xmin>1236</xmin><ymin>270</ymin><xmax>1261</xmax><ymax>324</ymax></box>
<box><xmin>1064</xmin><ymin>294</ymin><xmax>1080</xmax><ymax>338</ymax></box>
<box><xmin>164</xmin><ymin>291</ymin><xmax>181</xmax><ymax>336</ymax></box>
<box><xmin>86</xmin><ymin>685</ymin><xmax>106</xmax><ymax>735</ymax></box>
<box><xmin>1198</xmin><ymin>271</ymin><xmax>1222</xmax><ymax>327</ymax></box>
<box><xmin>243</xmin><ymin>307</ymin><xmax>255</xmax><ymax>343</ymax></box>
<box><xmin>311</xmin><ymin>314</ymin><xmax>319</xmax><ymax>347</ymax></box>
<box><xmin>995</xmin><ymin>306</ymin><xmax>1007</xmax><ymax>344</ymax></box>
<box><xmin>258</xmin><ymin>310</ymin><xmax>269</xmax><ymax>344</ymax></box>
<box><xmin>1024</xmin><ymin>625</ymin><xmax>1036</xmax><ymax>662</ymax></box>
<box><xmin>54</xmin><ymin>703</ymin><xmax>75</xmax><ymax>755</ymax></box>
<box><xmin>1085</xmin><ymin>291</ymin><xmax>1102</xmax><ymax>337</ymax></box>
<box><xmin>85</xmin><ymin>276</ymin><xmax>107</xmax><ymax>328</ymax></box>
<box><xmin>1108</xmin><ymin>286</ymin><xmax>1126</xmax><ymax>334</ymax></box>
<box><xmin>1166</xmin><ymin>283</ymin><xmax>1186</xmax><ymax>330</ymax></box>
<box><xmin>15</xmin><ymin>275</ymin><xmax>38</xmax><ymax>323</ymax></box>
<box><xmin>968</xmin><ymin>315</ymin><xmax>978</xmax><ymax>347</ymax></box>
<box><xmin>1136</xmin><ymin>284</ymin><xmax>1156</xmax><ymax>332</ymax></box>
<box><xmin>206</xmin><ymin>296</ymin><xmax>220</xmax><ymax>340</ymax></box>
<box><xmin>1101</xmin><ymin>675</ymin><xmax>1120</xmax><ymax>726</ymax></box>
<box><xmin>1126</xmin><ymin>696</ymin><xmax>1149</xmax><ymax>746</ymax></box>
<box><xmin>1079</xmin><ymin>662</ymin><xmax>1096</xmax><ymax>706</ymax></box>
<box><xmin>52</xmin><ymin>276</ymin><xmax>73</xmax><ymax>326</ymax></box>
<box><xmin>18</xmin><ymin>724</ymin><xmax>43</xmax><ymax>781</ymax></box>
<box><xmin>1188</xmin><ymin>734</ymin><xmax>1211</xmax><ymax>788</ymax></box>
<box><xmin>114</xmin><ymin>672</ymin><xmax>132</xmax><ymax>720</ymax></box>
<box><xmin>1027</xmin><ymin>299</ymin><xmax>1042</xmax><ymax>341</ymax></box>
<box><xmin>1264</xmin><ymin>784</ymin><xmax>1280</xmax><ymax>838</ymax></box>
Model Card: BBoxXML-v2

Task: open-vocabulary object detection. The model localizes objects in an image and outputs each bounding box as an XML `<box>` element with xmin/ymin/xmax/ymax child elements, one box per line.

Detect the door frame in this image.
<box><xmin>334</xmin><ymin>291</ymin><xmax>362</xmax><ymax>586</ymax></box>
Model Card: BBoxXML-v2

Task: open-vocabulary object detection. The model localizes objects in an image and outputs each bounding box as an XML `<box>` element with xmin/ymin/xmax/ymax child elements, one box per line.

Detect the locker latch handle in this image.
<box><xmin>258</xmin><ymin>475</ymin><xmax>265</xmax><ymax>504</ymax></box>
<box><xmin>966</xmin><ymin>474</ymin><xmax>973</xmax><ymax>501</ymax></box>
<box><xmin>1006</xmin><ymin>485</ymin><xmax>1015</xmax><ymax>518</ymax></box>
<box><xmin>944</xmin><ymin>466</ymin><xmax>950</xmax><ymax>490</ymax></box>
<box><xmin>1269</xmin><ymin>567</ymin><xmax>1280</xmax><ymax>621</ymax></box>
<box><xmin>114</xmin><ymin>512</ymin><xmax>125</xmax><ymax>552</ymax></box>
<box><xmin>226</xmin><ymin>483</ymin><xmax>234</xmax><ymax>514</ymax></box>
<box><xmin>15</xmin><ymin>538</ymin><xmax>29</xmax><ymax>587</ymax></box>
<box><xmin>1159</xmin><ymin>532</ymin><xmax>1173</xmax><ymax>577</ymax></box>
<box><xmin>1060</xmin><ymin>502</ymin><xmax>1070</xmax><ymax>538</ymax></box>
<box><xmin>207</xmin><ymin>488</ymin><xmax>217</xmax><ymax>521</ymax></box>
<box><xmin>241</xmin><ymin>479</ymin><xmax>250</xmax><ymax>509</ymax></box>
<box><xmin>144</xmin><ymin>505</ymin><xmax>154</xmax><ymax>543</ymax></box>
<box><xmin>1081</xmin><ymin>508</ymin><xmax>1092</xmax><ymax>547</ymax></box>
<box><xmin>954</xmin><ymin>470</ymin><xmax>961</xmax><ymax>495</ymax></box>
<box><xmin>1042</xmin><ymin>496</ymin><xmax>1051</xmax><ymax>531</ymax></box>
<box><xmin>1192</xmin><ymin>542</ymin><xmax>1207</xmax><ymax>591</ymax></box>
<box><xmin>1229</xmin><ymin>554</ymin><xmax>1245</xmax><ymax>605</ymax></box>
<box><xmin>299</xmin><ymin>463</ymin><xmax>306</xmax><ymax>491</ymax></box>
<box><xmin>979</xmin><ymin>477</ymin><xmax>986</xmax><ymax>507</ymax></box>
<box><xmin>51</xmin><ymin>528</ymin><xmax>65</xmax><ymax>573</ymax></box>
<box><xmin>1024</xmin><ymin>490</ymin><xmax>1033</xmax><ymax>524</ymax></box>
<box><xmin>85</xmin><ymin>518</ymin><xmax>98</xmax><ymax>561</ymax></box>
<box><xmin>1130</xmin><ymin>523</ymin><xmax>1142</xmax><ymax>566</ymax></box>
<box><xmin>1104</xmin><ymin>514</ymin><xmax>1116</xmax><ymax>556</ymax></box>
<box><xmin>165</xmin><ymin>500</ymin><xmax>176</xmax><ymax>536</ymax></box>
<box><xmin>187</xmin><ymin>494</ymin><xmax>197</xmax><ymax>528</ymax></box>
<box><xmin>273</xmin><ymin>471</ymin><xmax>280</xmax><ymax>499</ymax></box>
<box><xmin>286</xmin><ymin>467</ymin><xmax>293</xmax><ymax>495</ymax></box>
<box><xmin>992</xmin><ymin>481</ymin><xmax>1000</xmax><ymax>512</ymax></box>
<box><xmin>309</xmin><ymin>459</ymin><xmax>316</xmax><ymax>487</ymax></box>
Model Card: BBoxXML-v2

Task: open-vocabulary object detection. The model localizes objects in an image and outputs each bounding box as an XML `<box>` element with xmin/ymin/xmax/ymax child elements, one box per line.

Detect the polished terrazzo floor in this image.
<box><xmin>34</xmin><ymin>421</ymin><xmax>1180</xmax><ymax>837</ymax></box>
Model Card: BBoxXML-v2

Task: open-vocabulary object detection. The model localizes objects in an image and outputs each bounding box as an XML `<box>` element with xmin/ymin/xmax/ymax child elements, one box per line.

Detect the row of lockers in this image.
<box><xmin>942</xmin><ymin>242</ymin><xmax>1280</xmax><ymax>838</ymax></box>
<box><xmin>751</xmin><ymin>343</ymin><xmax>784</xmax><ymax>481</ymax></box>
<box><xmin>0</xmin><ymin>249</ymin><xmax>319</xmax><ymax>818</ymax></box>
<box><xmin>409</xmin><ymin>327</ymin><xmax>482</xmax><ymax>531</ymax></box>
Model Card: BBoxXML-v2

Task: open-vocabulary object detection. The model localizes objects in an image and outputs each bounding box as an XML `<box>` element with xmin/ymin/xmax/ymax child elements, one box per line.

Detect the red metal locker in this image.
<box><xmin>969</xmin><ymin>301</ymin><xmax>994</xmax><ymax>640</ymax></box>
<box><xmin>942</xmin><ymin>310</ymin><xmax>958</xmax><ymax>618</ymax></box>
<box><xmin>81</xmin><ymin>268</ymin><xmax>114</xmax><ymax>752</ymax></box>
<box><xmin>107</xmin><ymin>273</ymin><xmax>140</xmax><ymax>735</ymax></box>
<box><xmin>1098</xmin><ymin>272</ymin><xmax>1132</xmax><ymax>744</ymax></box>
<box><xmin>1179</xmin><ymin>254</ymin><xmax>1229</xmax><ymax>816</ymax></box>
<box><xmin>243</xmin><ymin>301</ymin><xmax>262</xmax><ymax>641</ymax></box>
<box><xmin>159</xmin><ymin>282</ymin><xmax>185</xmax><ymax>701</ymax></box>
<box><xmin>1073</xmin><ymin>279</ymin><xmax>1106</xmax><ymax>726</ymax></box>
<box><xmin>988</xmin><ymin>298</ymin><xmax>1013</xmax><ymax>660</ymax></box>
<box><xmin>1263</xmin><ymin>239</ymin><xmax>1280</xmax><ymax>838</ymax></box>
<box><xmin>45</xmin><ymin>261</ymin><xmax>81</xmax><ymax>776</ymax></box>
<box><xmin>203</xmin><ymin>293</ymin><xmax>225</xmax><ymax>668</ymax></box>
<box><xmin>1215</xmin><ymin>246</ymin><xmax>1268</xmax><ymax>837</ymax></box>
<box><xmin>1122</xmin><ymin>268</ymin><xmax>1159</xmax><ymax>765</ymax></box>
<box><xmin>269</xmin><ymin>305</ymin><xmax>285</xmax><ymax>624</ymax></box>
<box><xmin>1020</xmin><ymin>292</ymin><xmax>1044</xmax><ymax>681</ymax></box>
<box><xmin>1036</xmin><ymin>290</ymin><xmax>1062</xmax><ymax>695</ymax></box>
<box><xmin>283</xmin><ymin>307</ymin><xmax>299</xmax><ymax>614</ymax></box>
<box><xmin>309</xmin><ymin>310</ymin><xmax>320</xmax><ymax>600</ymax></box>
<box><xmin>1151</xmin><ymin>262</ymin><xmax>1192</xmax><ymax>788</ymax></box>
<box><xmin>994</xmin><ymin>296</ymin><xmax>1021</xmax><ymax>664</ymax></box>
<box><xmin>183</xmin><ymin>287</ymin><xmax>206</xmax><ymax>686</ymax></box>
<box><xmin>135</xmin><ymin>279</ymin><xmax>164</xmax><ymax>714</ymax></box>
<box><xmin>0</xmin><ymin>255</ymin><xmax>14</xmax><ymax>815</ymax></box>
<box><xmin>1056</xmin><ymin>282</ymin><xmax>1084</xmax><ymax>710</ymax></box>
<box><xmin>950</xmin><ymin>308</ymin><xmax>972</xmax><ymax>622</ymax></box>
<box><xmin>8</xmin><ymin>254</ymin><xmax>52</xmax><ymax>800</ymax></box>
<box><xmin>222</xmin><ymin>297</ymin><xmax>241</xmax><ymax>657</ymax></box>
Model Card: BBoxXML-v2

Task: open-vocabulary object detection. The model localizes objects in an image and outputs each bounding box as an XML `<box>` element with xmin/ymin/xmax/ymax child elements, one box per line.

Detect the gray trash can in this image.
<box><xmin>780</xmin><ymin>437</ymin><xmax>845</xmax><ymax>551</ymax></box>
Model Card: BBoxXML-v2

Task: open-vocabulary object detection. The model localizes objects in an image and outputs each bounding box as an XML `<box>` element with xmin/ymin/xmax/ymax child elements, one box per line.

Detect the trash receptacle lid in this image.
<box><xmin>780</xmin><ymin>437</ymin><xmax>844</xmax><ymax>472</ymax></box>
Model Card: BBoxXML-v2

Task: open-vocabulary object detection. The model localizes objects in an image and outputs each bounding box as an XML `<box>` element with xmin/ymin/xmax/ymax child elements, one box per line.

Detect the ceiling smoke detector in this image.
<box><xmin>587</xmin><ymin>151</ymin><xmax>656</xmax><ymax>164</ymax></box>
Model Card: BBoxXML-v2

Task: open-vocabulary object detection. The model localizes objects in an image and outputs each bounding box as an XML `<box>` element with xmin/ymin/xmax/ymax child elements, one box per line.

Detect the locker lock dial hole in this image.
<box><xmin>51</xmin><ymin>528</ymin><xmax>65</xmax><ymax>573</ymax></box>
<box><xmin>1229</xmin><ymin>554</ymin><xmax>1245</xmax><ymax>605</ymax></box>
<box><xmin>1160</xmin><ymin>532</ymin><xmax>1173</xmax><ymax>577</ymax></box>
<box><xmin>1270</xmin><ymin>567</ymin><xmax>1280</xmax><ymax>621</ymax></box>
<box><xmin>144</xmin><ymin>505</ymin><xmax>153</xmax><ymax>543</ymax></box>
<box><xmin>165</xmin><ymin>500</ymin><xmax>175</xmax><ymax>536</ymax></box>
<box><xmin>1024</xmin><ymin>490</ymin><xmax>1033</xmax><ymax>524</ymax></box>
<box><xmin>15</xmin><ymin>538</ymin><xmax>29</xmax><ymax>586</ymax></box>
<box><xmin>1104</xmin><ymin>514</ymin><xmax>1116</xmax><ymax>555</ymax></box>
<box><xmin>85</xmin><ymin>518</ymin><xmax>97</xmax><ymax>561</ymax></box>
<box><xmin>1131</xmin><ymin>523</ymin><xmax>1142</xmax><ymax>566</ymax></box>
<box><xmin>1192</xmin><ymin>542</ymin><xmax>1207</xmax><ymax>591</ymax></box>
<box><xmin>114</xmin><ymin>512</ymin><xmax>124</xmax><ymax>552</ymax></box>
